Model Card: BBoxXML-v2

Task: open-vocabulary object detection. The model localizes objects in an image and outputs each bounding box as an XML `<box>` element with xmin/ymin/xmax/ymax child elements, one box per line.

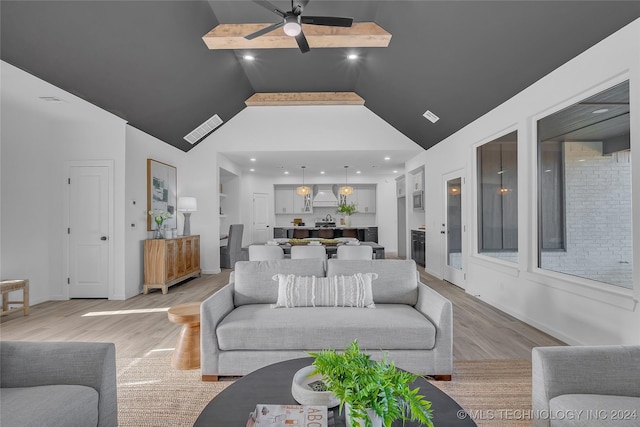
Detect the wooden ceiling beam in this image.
<box><xmin>245</xmin><ymin>92</ymin><xmax>365</xmax><ymax>106</ymax></box>
<box><xmin>203</xmin><ymin>22</ymin><xmax>391</xmax><ymax>50</ymax></box>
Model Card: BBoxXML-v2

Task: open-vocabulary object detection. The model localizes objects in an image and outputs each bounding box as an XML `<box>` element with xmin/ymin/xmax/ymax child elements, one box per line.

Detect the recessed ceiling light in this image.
<box><xmin>347</xmin><ymin>54</ymin><xmax>359</xmax><ymax>60</ymax></box>
<box><xmin>320</xmin><ymin>171</ymin><xmax>325</xmax><ymax>175</ymax></box>
<box><xmin>244</xmin><ymin>55</ymin><xmax>255</xmax><ymax>61</ymax></box>
<box><xmin>384</xmin><ymin>156</ymin><xmax>390</xmax><ymax>161</ymax></box>
<box><xmin>284</xmin><ymin>171</ymin><xmax>289</xmax><ymax>175</ymax></box>
<box><xmin>250</xmin><ymin>158</ymin><xmax>256</xmax><ymax>162</ymax></box>
<box><xmin>356</xmin><ymin>170</ymin><xmax>361</xmax><ymax>174</ymax></box>
<box><xmin>393</xmin><ymin>170</ymin><xmax>398</xmax><ymax>174</ymax></box>
<box><xmin>249</xmin><ymin>168</ymin><xmax>255</xmax><ymax>172</ymax></box>
<box><xmin>592</xmin><ymin>108</ymin><xmax>609</xmax><ymax>114</ymax></box>
<box><xmin>423</xmin><ymin>110</ymin><xmax>440</xmax><ymax>123</ymax></box>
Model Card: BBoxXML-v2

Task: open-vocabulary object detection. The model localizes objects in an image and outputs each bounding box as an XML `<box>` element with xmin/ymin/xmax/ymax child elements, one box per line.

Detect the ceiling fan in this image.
<box><xmin>244</xmin><ymin>0</ymin><xmax>354</xmax><ymax>53</ymax></box>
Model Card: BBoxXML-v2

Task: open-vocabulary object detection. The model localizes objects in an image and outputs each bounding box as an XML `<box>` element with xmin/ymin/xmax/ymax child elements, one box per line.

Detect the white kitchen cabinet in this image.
<box><xmin>293</xmin><ymin>193</ymin><xmax>313</xmax><ymax>213</ymax></box>
<box><xmin>276</xmin><ymin>186</ymin><xmax>312</xmax><ymax>214</ymax></box>
<box><xmin>275</xmin><ymin>187</ymin><xmax>294</xmax><ymax>214</ymax></box>
<box><xmin>412</xmin><ymin>170</ymin><xmax>424</xmax><ymax>192</ymax></box>
<box><xmin>357</xmin><ymin>187</ymin><xmax>376</xmax><ymax>213</ymax></box>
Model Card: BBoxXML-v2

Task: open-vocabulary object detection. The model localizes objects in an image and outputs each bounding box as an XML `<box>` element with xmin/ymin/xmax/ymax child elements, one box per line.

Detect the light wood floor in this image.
<box><xmin>0</xmin><ymin>268</ymin><xmax>564</xmax><ymax>360</ymax></box>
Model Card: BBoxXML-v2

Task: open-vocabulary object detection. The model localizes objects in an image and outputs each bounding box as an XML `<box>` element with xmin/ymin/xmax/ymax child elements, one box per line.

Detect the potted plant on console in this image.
<box><xmin>310</xmin><ymin>340</ymin><xmax>434</xmax><ymax>427</ymax></box>
<box><xmin>337</xmin><ymin>202</ymin><xmax>357</xmax><ymax>227</ymax></box>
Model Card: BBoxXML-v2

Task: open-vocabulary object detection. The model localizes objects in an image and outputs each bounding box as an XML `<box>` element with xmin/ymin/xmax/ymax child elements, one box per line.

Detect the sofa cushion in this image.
<box><xmin>327</xmin><ymin>259</ymin><xmax>418</xmax><ymax>305</ymax></box>
<box><xmin>549</xmin><ymin>394</ymin><xmax>640</xmax><ymax>427</ymax></box>
<box><xmin>217</xmin><ymin>304</ymin><xmax>436</xmax><ymax>351</ymax></box>
<box><xmin>2</xmin><ymin>384</ymin><xmax>99</xmax><ymax>427</ymax></box>
<box><xmin>273</xmin><ymin>273</ymin><xmax>376</xmax><ymax>308</ymax></box>
<box><xmin>234</xmin><ymin>259</ymin><xmax>326</xmax><ymax>306</ymax></box>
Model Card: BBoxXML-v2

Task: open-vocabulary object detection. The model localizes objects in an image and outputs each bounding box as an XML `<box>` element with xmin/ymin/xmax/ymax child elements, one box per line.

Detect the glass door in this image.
<box><xmin>443</xmin><ymin>171</ymin><xmax>465</xmax><ymax>287</ymax></box>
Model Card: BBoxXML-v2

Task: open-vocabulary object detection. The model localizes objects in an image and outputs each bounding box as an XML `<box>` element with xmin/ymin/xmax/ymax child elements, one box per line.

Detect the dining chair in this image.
<box><xmin>248</xmin><ymin>245</ymin><xmax>285</xmax><ymax>261</ymax></box>
<box><xmin>336</xmin><ymin>245</ymin><xmax>373</xmax><ymax>260</ymax></box>
<box><xmin>290</xmin><ymin>245</ymin><xmax>327</xmax><ymax>260</ymax></box>
<box><xmin>220</xmin><ymin>224</ymin><xmax>244</xmax><ymax>268</ymax></box>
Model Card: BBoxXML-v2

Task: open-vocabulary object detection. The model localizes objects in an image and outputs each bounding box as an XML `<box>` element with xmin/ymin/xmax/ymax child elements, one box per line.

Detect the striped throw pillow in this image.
<box><xmin>272</xmin><ymin>273</ymin><xmax>377</xmax><ymax>308</ymax></box>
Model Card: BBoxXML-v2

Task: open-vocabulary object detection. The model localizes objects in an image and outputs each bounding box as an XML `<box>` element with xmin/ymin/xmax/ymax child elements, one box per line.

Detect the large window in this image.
<box><xmin>477</xmin><ymin>131</ymin><xmax>518</xmax><ymax>263</ymax></box>
<box><xmin>537</xmin><ymin>81</ymin><xmax>632</xmax><ymax>289</ymax></box>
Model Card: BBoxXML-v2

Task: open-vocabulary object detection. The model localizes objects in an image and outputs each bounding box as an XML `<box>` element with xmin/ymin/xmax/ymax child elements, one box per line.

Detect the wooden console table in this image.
<box><xmin>1</xmin><ymin>279</ymin><xmax>29</xmax><ymax>316</ymax></box>
<box><xmin>143</xmin><ymin>235</ymin><xmax>201</xmax><ymax>294</ymax></box>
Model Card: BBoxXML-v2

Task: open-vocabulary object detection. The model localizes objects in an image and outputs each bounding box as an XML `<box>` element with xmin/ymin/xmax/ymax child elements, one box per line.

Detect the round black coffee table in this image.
<box><xmin>194</xmin><ymin>357</ymin><xmax>476</xmax><ymax>426</ymax></box>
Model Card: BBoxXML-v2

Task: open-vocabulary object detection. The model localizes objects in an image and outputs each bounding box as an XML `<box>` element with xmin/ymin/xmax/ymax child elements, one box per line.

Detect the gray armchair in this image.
<box><xmin>532</xmin><ymin>345</ymin><xmax>640</xmax><ymax>427</ymax></box>
<box><xmin>220</xmin><ymin>224</ymin><xmax>244</xmax><ymax>269</ymax></box>
<box><xmin>1</xmin><ymin>341</ymin><xmax>118</xmax><ymax>427</ymax></box>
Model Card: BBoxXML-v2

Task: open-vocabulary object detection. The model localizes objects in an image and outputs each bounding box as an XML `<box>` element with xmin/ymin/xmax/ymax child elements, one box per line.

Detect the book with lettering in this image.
<box><xmin>246</xmin><ymin>404</ymin><xmax>328</xmax><ymax>427</ymax></box>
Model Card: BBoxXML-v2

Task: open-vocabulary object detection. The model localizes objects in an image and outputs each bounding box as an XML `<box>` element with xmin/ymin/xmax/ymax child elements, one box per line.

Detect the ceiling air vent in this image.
<box><xmin>422</xmin><ymin>110</ymin><xmax>440</xmax><ymax>123</ymax></box>
<box><xmin>184</xmin><ymin>114</ymin><xmax>223</xmax><ymax>144</ymax></box>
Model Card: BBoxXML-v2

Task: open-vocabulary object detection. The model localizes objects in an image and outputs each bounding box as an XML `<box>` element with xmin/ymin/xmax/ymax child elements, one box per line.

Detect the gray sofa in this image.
<box><xmin>532</xmin><ymin>345</ymin><xmax>640</xmax><ymax>427</ymax></box>
<box><xmin>201</xmin><ymin>258</ymin><xmax>453</xmax><ymax>381</ymax></box>
<box><xmin>1</xmin><ymin>341</ymin><xmax>118</xmax><ymax>427</ymax></box>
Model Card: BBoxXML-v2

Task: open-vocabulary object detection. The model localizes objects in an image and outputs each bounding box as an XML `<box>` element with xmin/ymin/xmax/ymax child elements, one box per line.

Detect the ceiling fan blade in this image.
<box><xmin>244</xmin><ymin>21</ymin><xmax>284</xmax><ymax>40</ymax></box>
<box><xmin>295</xmin><ymin>31</ymin><xmax>310</xmax><ymax>53</ymax></box>
<box><xmin>251</xmin><ymin>0</ymin><xmax>286</xmax><ymax>18</ymax></box>
<box><xmin>301</xmin><ymin>16</ymin><xmax>353</xmax><ymax>27</ymax></box>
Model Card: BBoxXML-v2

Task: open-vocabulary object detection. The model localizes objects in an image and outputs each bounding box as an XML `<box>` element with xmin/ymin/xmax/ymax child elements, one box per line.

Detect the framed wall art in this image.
<box><xmin>147</xmin><ymin>159</ymin><xmax>177</xmax><ymax>231</ymax></box>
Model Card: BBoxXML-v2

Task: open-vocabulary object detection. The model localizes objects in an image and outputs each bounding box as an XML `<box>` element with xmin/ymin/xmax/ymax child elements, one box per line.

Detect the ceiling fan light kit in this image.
<box><xmin>283</xmin><ymin>14</ymin><xmax>302</xmax><ymax>37</ymax></box>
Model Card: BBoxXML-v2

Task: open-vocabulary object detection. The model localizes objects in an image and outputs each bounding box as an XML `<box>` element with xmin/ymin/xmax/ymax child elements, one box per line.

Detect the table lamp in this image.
<box><xmin>178</xmin><ymin>197</ymin><xmax>197</xmax><ymax>236</ymax></box>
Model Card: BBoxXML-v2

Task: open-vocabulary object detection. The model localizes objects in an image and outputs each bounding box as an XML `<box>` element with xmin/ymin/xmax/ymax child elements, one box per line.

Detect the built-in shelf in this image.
<box><xmin>220</xmin><ymin>214</ymin><xmax>227</xmax><ymax>218</ymax></box>
<box><xmin>219</xmin><ymin>193</ymin><xmax>228</xmax><ymax>198</ymax></box>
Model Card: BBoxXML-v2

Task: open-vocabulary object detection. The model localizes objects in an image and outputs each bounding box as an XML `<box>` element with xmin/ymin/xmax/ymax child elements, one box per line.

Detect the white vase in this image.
<box><xmin>344</xmin><ymin>215</ymin><xmax>352</xmax><ymax>227</ymax></box>
<box><xmin>344</xmin><ymin>404</ymin><xmax>382</xmax><ymax>427</ymax></box>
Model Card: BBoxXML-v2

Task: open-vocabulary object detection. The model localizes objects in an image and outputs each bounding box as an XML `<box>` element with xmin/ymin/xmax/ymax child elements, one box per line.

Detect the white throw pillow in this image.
<box><xmin>272</xmin><ymin>273</ymin><xmax>377</xmax><ymax>308</ymax></box>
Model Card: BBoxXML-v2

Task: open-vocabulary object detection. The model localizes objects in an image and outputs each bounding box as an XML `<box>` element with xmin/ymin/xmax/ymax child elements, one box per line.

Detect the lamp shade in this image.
<box><xmin>178</xmin><ymin>197</ymin><xmax>197</xmax><ymax>212</ymax></box>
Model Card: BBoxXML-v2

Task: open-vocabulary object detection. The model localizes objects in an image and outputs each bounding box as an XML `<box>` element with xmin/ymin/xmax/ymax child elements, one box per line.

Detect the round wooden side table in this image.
<box><xmin>167</xmin><ymin>302</ymin><xmax>201</xmax><ymax>370</ymax></box>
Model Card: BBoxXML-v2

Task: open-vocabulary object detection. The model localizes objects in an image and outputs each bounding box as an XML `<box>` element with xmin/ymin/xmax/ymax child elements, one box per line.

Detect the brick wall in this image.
<box><xmin>540</xmin><ymin>141</ymin><xmax>632</xmax><ymax>288</ymax></box>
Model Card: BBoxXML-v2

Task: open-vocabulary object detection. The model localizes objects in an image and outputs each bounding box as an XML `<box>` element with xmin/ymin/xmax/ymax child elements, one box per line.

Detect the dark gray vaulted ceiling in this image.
<box><xmin>2</xmin><ymin>1</ymin><xmax>639</xmax><ymax>152</ymax></box>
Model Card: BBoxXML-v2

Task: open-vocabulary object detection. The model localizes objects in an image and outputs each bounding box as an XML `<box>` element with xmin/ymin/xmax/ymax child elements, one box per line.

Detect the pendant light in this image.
<box><xmin>296</xmin><ymin>166</ymin><xmax>311</xmax><ymax>196</ymax></box>
<box><xmin>339</xmin><ymin>165</ymin><xmax>353</xmax><ymax>196</ymax></box>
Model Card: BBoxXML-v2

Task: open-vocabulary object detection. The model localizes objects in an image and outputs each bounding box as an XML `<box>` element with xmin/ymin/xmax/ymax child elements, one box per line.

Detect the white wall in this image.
<box><xmin>1</xmin><ymin>66</ymin><xmax>128</xmax><ymax>302</ymax></box>
<box><xmin>124</xmin><ymin>126</ymin><xmax>188</xmax><ymax>297</ymax></box>
<box><xmin>406</xmin><ymin>18</ymin><xmax>640</xmax><ymax>345</ymax></box>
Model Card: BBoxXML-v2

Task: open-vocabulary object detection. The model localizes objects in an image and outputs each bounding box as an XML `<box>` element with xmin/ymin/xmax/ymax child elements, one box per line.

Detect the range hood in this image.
<box><xmin>313</xmin><ymin>185</ymin><xmax>339</xmax><ymax>207</ymax></box>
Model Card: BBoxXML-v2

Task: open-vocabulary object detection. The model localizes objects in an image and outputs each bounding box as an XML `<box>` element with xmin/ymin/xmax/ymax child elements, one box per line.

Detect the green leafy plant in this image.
<box><xmin>148</xmin><ymin>210</ymin><xmax>172</xmax><ymax>228</ymax></box>
<box><xmin>337</xmin><ymin>202</ymin><xmax>358</xmax><ymax>216</ymax></box>
<box><xmin>309</xmin><ymin>340</ymin><xmax>434</xmax><ymax>427</ymax></box>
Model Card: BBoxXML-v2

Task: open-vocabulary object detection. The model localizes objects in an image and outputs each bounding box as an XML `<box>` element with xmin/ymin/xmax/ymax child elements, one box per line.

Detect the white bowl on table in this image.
<box><xmin>291</xmin><ymin>365</ymin><xmax>339</xmax><ymax>408</ymax></box>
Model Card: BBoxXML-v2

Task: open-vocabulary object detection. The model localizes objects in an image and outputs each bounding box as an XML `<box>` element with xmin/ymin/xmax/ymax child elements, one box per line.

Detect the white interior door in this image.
<box><xmin>252</xmin><ymin>193</ymin><xmax>270</xmax><ymax>244</ymax></box>
<box><xmin>442</xmin><ymin>171</ymin><xmax>466</xmax><ymax>287</ymax></box>
<box><xmin>68</xmin><ymin>165</ymin><xmax>111</xmax><ymax>298</ymax></box>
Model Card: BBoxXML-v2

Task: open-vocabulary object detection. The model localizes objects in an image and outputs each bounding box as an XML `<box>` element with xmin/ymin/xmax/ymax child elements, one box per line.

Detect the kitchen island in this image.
<box><xmin>273</xmin><ymin>226</ymin><xmax>378</xmax><ymax>242</ymax></box>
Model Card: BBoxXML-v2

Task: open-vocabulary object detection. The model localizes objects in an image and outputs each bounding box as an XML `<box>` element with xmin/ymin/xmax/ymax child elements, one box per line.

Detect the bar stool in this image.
<box><xmin>318</xmin><ymin>228</ymin><xmax>334</xmax><ymax>239</ymax></box>
<box><xmin>293</xmin><ymin>228</ymin><xmax>310</xmax><ymax>239</ymax></box>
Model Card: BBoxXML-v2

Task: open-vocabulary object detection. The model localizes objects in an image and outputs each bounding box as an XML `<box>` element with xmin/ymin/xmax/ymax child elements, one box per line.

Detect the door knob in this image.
<box><xmin>100</xmin><ymin>236</ymin><xmax>108</xmax><ymax>241</ymax></box>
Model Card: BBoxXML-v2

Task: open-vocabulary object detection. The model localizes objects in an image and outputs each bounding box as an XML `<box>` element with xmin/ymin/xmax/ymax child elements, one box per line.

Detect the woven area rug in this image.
<box><xmin>117</xmin><ymin>354</ymin><xmax>531</xmax><ymax>427</ymax></box>
<box><xmin>428</xmin><ymin>359</ymin><xmax>533</xmax><ymax>427</ymax></box>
